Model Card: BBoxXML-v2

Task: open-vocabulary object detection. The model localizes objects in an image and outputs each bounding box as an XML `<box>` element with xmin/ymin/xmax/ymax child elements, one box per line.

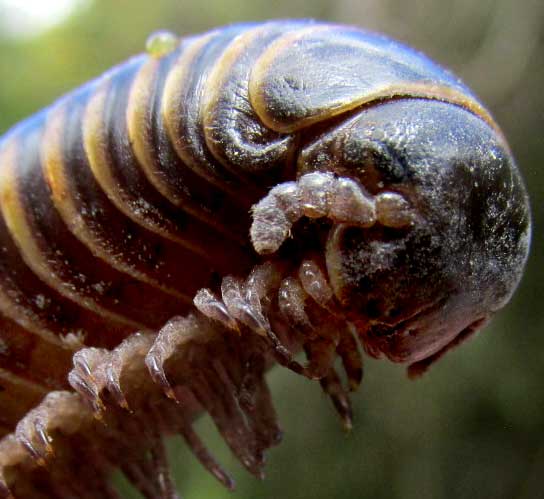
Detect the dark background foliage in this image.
<box><xmin>0</xmin><ymin>1</ymin><xmax>542</xmax><ymax>497</ymax></box>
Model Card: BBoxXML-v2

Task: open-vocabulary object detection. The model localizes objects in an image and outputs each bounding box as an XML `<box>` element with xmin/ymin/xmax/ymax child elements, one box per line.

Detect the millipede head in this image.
<box><xmin>299</xmin><ymin>99</ymin><xmax>531</xmax><ymax>364</ymax></box>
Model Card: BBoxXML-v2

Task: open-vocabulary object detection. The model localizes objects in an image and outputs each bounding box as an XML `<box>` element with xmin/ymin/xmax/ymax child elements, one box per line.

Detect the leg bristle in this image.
<box><xmin>238</xmin><ymin>355</ymin><xmax>283</xmax><ymax>449</ymax></box>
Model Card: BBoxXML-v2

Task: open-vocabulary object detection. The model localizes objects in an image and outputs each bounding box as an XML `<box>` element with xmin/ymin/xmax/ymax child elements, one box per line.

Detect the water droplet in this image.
<box><xmin>145</xmin><ymin>30</ymin><xmax>179</xmax><ymax>58</ymax></box>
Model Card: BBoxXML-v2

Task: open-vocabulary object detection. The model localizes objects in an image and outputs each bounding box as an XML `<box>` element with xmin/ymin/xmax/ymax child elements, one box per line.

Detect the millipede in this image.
<box><xmin>0</xmin><ymin>20</ymin><xmax>531</xmax><ymax>498</ymax></box>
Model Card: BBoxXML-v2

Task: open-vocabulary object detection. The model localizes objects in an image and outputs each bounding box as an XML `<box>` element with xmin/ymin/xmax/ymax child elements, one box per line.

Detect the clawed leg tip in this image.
<box><xmin>106</xmin><ymin>379</ymin><xmax>131</xmax><ymax>411</ymax></box>
<box><xmin>165</xmin><ymin>387</ymin><xmax>180</xmax><ymax>403</ymax></box>
<box><xmin>270</xmin><ymin>429</ymin><xmax>283</xmax><ymax>446</ymax></box>
<box><xmin>145</xmin><ymin>354</ymin><xmax>181</xmax><ymax>402</ymax></box>
<box><xmin>119</xmin><ymin>399</ymin><xmax>132</xmax><ymax>412</ymax></box>
<box><xmin>25</xmin><ymin>444</ymin><xmax>53</xmax><ymax>468</ymax></box>
<box><xmin>93</xmin><ymin>397</ymin><xmax>106</xmax><ymax>416</ymax></box>
<box><xmin>342</xmin><ymin>417</ymin><xmax>354</xmax><ymax>432</ymax></box>
<box><xmin>241</xmin><ymin>455</ymin><xmax>267</xmax><ymax>479</ymax></box>
<box><xmin>36</xmin><ymin>457</ymin><xmax>49</xmax><ymax>468</ymax></box>
<box><xmin>93</xmin><ymin>410</ymin><xmax>105</xmax><ymax>423</ymax></box>
<box><xmin>220</xmin><ymin>475</ymin><xmax>236</xmax><ymax>491</ymax></box>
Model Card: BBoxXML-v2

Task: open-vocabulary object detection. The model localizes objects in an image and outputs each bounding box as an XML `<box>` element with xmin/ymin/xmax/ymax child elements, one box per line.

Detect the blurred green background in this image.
<box><xmin>0</xmin><ymin>1</ymin><xmax>542</xmax><ymax>498</ymax></box>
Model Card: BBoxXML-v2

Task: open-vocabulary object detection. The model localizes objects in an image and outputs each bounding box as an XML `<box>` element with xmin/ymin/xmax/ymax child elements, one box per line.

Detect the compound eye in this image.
<box><xmin>342</xmin><ymin>138</ymin><xmax>408</xmax><ymax>189</ymax></box>
<box><xmin>367</xmin><ymin>142</ymin><xmax>408</xmax><ymax>184</ymax></box>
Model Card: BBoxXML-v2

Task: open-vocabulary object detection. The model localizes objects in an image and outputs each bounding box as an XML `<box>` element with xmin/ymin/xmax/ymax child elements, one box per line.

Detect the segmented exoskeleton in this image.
<box><xmin>0</xmin><ymin>20</ymin><xmax>530</xmax><ymax>498</ymax></box>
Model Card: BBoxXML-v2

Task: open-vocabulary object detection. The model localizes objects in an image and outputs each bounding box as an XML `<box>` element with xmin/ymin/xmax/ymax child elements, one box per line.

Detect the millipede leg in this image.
<box><xmin>302</xmin><ymin>337</ymin><xmax>338</xmax><ymax>380</ymax></box>
<box><xmin>78</xmin><ymin>445</ymin><xmax>122</xmax><ymax>499</ymax></box>
<box><xmin>198</xmin><ymin>268</ymin><xmax>309</xmax><ymax>377</ymax></box>
<box><xmin>121</xmin><ymin>459</ymin><xmax>160</xmax><ymax>499</ymax></box>
<box><xmin>179</xmin><ymin>423</ymin><xmax>235</xmax><ymax>491</ymax></box>
<box><xmin>145</xmin><ymin>315</ymin><xmax>214</xmax><ymax>403</ymax></box>
<box><xmin>237</xmin><ymin>354</ymin><xmax>283</xmax><ymax>450</ymax></box>
<box><xmin>320</xmin><ymin>368</ymin><xmax>353</xmax><ymax>431</ymax></box>
<box><xmin>103</xmin><ymin>334</ymin><xmax>155</xmax><ymax>412</ymax></box>
<box><xmin>191</xmin><ymin>373</ymin><xmax>265</xmax><ymax>478</ymax></box>
<box><xmin>336</xmin><ymin>328</ymin><xmax>364</xmax><ymax>392</ymax></box>
<box><xmin>149</xmin><ymin>432</ymin><xmax>180</xmax><ymax>499</ymax></box>
<box><xmin>68</xmin><ymin>348</ymin><xmax>111</xmax><ymax>415</ymax></box>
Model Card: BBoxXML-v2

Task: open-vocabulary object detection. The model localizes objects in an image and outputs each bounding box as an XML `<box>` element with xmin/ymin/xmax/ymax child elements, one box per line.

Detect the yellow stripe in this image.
<box><xmin>127</xmin><ymin>58</ymin><xmax>179</xmax><ymax>205</ymax></box>
<box><xmin>43</xmin><ymin>104</ymin><xmax>191</xmax><ymax>302</ymax></box>
<box><xmin>0</xmin><ymin>134</ymin><xmax>146</xmax><ymax>330</ymax></box>
<box><xmin>84</xmin><ymin>80</ymin><xmax>212</xmax><ymax>260</ymax></box>
<box><xmin>161</xmin><ymin>33</ymin><xmax>229</xmax><ymax>188</ymax></box>
<box><xmin>201</xmin><ymin>28</ymin><xmax>263</xmax><ymax>156</ymax></box>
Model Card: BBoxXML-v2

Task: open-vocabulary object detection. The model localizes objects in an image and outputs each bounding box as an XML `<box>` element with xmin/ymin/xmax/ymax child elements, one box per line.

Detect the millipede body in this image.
<box><xmin>0</xmin><ymin>20</ymin><xmax>530</xmax><ymax>498</ymax></box>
